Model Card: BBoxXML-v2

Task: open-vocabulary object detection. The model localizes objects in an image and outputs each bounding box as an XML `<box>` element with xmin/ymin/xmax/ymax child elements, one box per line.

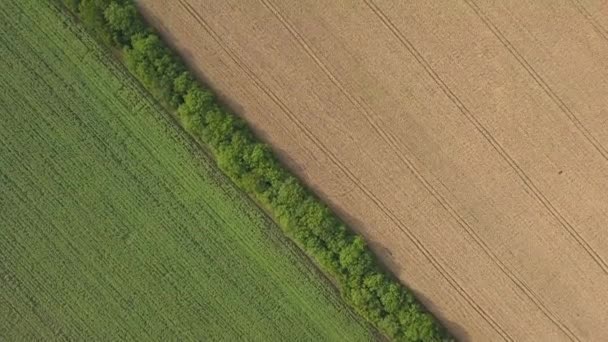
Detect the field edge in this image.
<box><xmin>55</xmin><ymin>0</ymin><xmax>453</xmax><ymax>340</ymax></box>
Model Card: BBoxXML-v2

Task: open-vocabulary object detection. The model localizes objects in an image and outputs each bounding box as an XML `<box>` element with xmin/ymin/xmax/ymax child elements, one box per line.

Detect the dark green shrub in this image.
<box><xmin>124</xmin><ymin>33</ymin><xmax>184</xmax><ymax>105</ymax></box>
<box><xmin>104</xmin><ymin>1</ymin><xmax>146</xmax><ymax>47</ymax></box>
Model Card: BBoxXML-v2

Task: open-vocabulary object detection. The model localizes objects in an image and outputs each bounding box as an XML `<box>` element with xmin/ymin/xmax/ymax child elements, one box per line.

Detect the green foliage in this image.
<box><xmin>178</xmin><ymin>86</ymin><xmax>213</xmax><ymax>135</ymax></box>
<box><xmin>124</xmin><ymin>33</ymin><xmax>185</xmax><ymax>106</ymax></box>
<box><xmin>61</xmin><ymin>0</ymin><xmax>452</xmax><ymax>340</ymax></box>
<box><xmin>104</xmin><ymin>1</ymin><xmax>146</xmax><ymax>46</ymax></box>
<box><xmin>173</xmin><ymin>72</ymin><xmax>198</xmax><ymax>105</ymax></box>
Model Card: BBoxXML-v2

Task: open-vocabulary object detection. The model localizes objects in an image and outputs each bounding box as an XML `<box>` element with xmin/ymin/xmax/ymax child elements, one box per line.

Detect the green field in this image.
<box><xmin>0</xmin><ymin>1</ymin><xmax>375</xmax><ymax>340</ymax></box>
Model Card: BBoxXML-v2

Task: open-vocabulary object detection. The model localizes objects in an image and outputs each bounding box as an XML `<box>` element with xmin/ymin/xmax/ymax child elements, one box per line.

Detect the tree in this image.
<box><xmin>172</xmin><ymin>72</ymin><xmax>197</xmax><ymax>106</ymax></box>
<box><xmin>201</xmin><ymin>106</ymin><xmax>243</xmax><ymax>150</ymax></box>
<box><xmin>380</xmin><ymin>283</ymin><xmax>403</xmax><ymax>314</ymax></box>
<box><xmin>339</xmin><ymin>236</ymin><xmax>372</xmax><ymax>277</ymax></box>
<box><xmin>273</xmin><ymin>177</ymin><xmax>306</xmax><ymax>228</ymax></box>
<box><xmin>124</xmin><ymin>33</ymin><xmax>183</xmax><ymax>103</ymax></box>
<box><xmin>178</xmin><ymin>86</ymin><xmax>214</xmax><ymax>119</ymax></box>
<box><xmin>378</xmin><ymin>316</ymin><xmax>400</xmax><ymax>339</ymax></box>
<box><xmin>104</xmin><ymin>1</ymin><xmax>146</xmax><ymax>47</ymax></box>
<box><xmin>217</xmin><ymin>130</ymin><xmax>253</xmax><ymax>178</ymax></box>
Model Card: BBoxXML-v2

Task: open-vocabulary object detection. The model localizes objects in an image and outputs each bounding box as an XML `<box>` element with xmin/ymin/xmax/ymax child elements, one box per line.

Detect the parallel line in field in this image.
<box><xmin>2</xmin><ymin>15</ymin><xmax>209</xmax><ymax>246</ymax></box>
<box><xmin>0</xmin><ymin>174</ymin><xmax>99</xmax><ymax>340</ymax></box>
<box><xmin>464</xmin><ymin>0</ymin><xmax>608</xmax><ymax>172</ymax></box>
<box><xmin>0</xmin><ymin>281</ymin><xmax>41</xmax><ymax>339</ymax></box>
<box><xmin>364</xmin><ymin>1</ymin><xmax>588</xmax><ymax>340</ymax></box>
<box><xmin>2</xmin><ymin>125</ymin><xmax>138</xmax><ymax>339</ymax></box>
<box><xmin>176</xmin><ymin>1</ymin><xmax>512</xmax><ymax>337</ymax></box>
<box><xmin>3</xmin><ymin>113</ymin><xmax>163</xmax><ymax>340</ymax></box>
<box><xmin>568</xmin><ymin>0</ymin><xmax>608</xmax><ymax>43</ymax></box>
<box><xmin>0</xmin><ymin>28</ymin><xmax>174</xmax><ymax>338</ymax></box>
<box><xmin>256</xmin><ymin>0</ymin><xmax>527</xmax><ymax>339</ymax></box>
<box><xmin>463</xmin><ymin>0</ymin><xmax>608</xmax><ymax>279</ymax></box>
<box><xmin>366</xmin><ymin>0</ymin><xmax>608</xmax><ymax>282</ymax></box>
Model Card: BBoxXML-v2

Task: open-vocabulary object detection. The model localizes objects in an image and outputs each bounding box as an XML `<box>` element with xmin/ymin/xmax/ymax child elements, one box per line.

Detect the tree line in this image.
<box><xmin>58</xmin><ymin>0</ymin><xmax>452</xmax><ymax>340</ymax></box>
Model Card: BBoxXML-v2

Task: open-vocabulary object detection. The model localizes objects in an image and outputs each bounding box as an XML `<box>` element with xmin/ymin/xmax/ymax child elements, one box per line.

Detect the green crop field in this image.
<box><xmin>0</xmin><ymin>1</ymin><xmax>375</xmax><ymax>340</ymax></box>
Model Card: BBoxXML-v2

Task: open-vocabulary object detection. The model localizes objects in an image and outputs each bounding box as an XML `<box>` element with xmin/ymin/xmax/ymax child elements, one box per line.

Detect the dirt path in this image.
<box><xmin>138</xmin><ymin>0</ymin><xmax>608</xmax><ymax>340</ymax></box>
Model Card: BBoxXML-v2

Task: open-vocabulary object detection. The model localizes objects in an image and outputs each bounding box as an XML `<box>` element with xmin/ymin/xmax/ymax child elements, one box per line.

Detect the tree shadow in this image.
<box><xmin>412</xmin><ymin>289</ymin><xmax>472</xmax><ymax>341</ymax></box>
<box><xmin>328</xmin><ymin>207</ymin><xmax>471</xmax><ymax>341</ymax></box>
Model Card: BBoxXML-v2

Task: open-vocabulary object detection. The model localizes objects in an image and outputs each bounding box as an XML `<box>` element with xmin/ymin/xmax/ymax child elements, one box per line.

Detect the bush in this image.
<box><xmin>61</xmin><ymin>1</ymin><xmax>451</xmax><ymax>340</ymax></box>
<box><xmin>104</xmin><ymin>1</ymin><xmax>147</xmax><ymax>46</ymax></box>
<box><xmin>124</xmin><ymin>33</ymin><xmax>185</xmax><ymax>106</ymax></box>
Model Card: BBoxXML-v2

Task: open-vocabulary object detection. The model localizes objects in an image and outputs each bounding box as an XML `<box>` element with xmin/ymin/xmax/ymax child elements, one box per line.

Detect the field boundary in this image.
<box><xmin>54</xmin><ymin>0</ymin><xmax>452</xmax><ymax>340</ymax></box>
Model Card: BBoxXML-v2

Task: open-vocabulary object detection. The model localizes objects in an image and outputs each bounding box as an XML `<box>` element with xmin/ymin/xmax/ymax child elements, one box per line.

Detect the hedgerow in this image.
<box><xmin>58</xmin><ymin>1</ymin><xmax>452</xmax><ymax>340</ymax></box>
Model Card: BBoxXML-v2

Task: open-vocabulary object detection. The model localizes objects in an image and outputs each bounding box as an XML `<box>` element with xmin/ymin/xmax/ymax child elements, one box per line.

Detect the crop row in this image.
<box><xmin>58</xmin><ymin>0</ymin><xmax>451</xmax><ymax>340</ymax></box>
